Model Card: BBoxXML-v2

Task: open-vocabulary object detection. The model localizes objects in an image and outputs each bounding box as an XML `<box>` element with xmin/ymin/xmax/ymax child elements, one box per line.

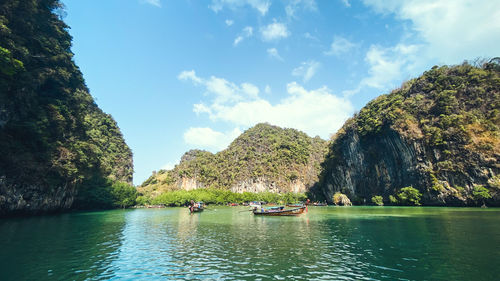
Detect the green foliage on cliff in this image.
<box><xmin>139</xmin><ymin>123</ymin><xmax>327</xmax><ymax>199</ymax></box>
<box><xmin>472</xmin><ymin>185</ymin><xmax>491</xmax><ymax>205</ymax></box>
<box><xmin>353</xmin><ymin>61</ymin><xmax>499</xmax><ymax>153</ymax></box>
<box><xmin>0</xmin><ymin>0</ymin><xmax>133</xmax><ymax>211</ymax></box>
<box><xmin>321</xmin><ymin>61</ymin><xmax>499</xmax><ymax>206</ymax></box>
<box><xmin>371</xmin><ymin>195</ymin><xmax>384</xmax><ymax>206</ymax></box>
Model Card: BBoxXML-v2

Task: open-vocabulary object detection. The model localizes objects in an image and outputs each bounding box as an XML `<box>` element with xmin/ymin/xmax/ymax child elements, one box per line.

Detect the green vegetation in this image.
<box><xmin>73</xmin><ymin>179</ymin><xmax>137</xmax><ymax>209</ymax></box>
<box><xmin>111</xmin><ymin>181</ymin><xmax>138</xmax><ymax>208</ymax></box>
<box><xmin>396</xmin><ymin>187</ymin><xmax>422</xmax><ymax>206</ymax></box>
<box><xmin>138</xmin><ymin>189</ymin><xmax>307</xmax><ymax>207</ymax></box>
<box><xmin>0</xmin><ymin>0</ymin><xmax>133</xmax><ymax>212</ymax></box>
<box><xmin>472</xmin><ymin>185</ymin><xmax>491</xmax><ymax>206</ymax></box>
<box><xmin>139</xmin><ymin>123</ymin><xmax>327</xmax><ymax>200</ymax></box>
<box><xmin>352</xmin><ymin>62</ymin><xmax>500</xmax><ymax>149</ymax></box>
<box><xmin>321</xmin><ymin>61</ymin><xmax>499</xmax><ymax>206</ymax></box>
<box><xmin>371</xmin><ymin>195</ymin><xmax>384</xmax><ymax>206</ymax></box>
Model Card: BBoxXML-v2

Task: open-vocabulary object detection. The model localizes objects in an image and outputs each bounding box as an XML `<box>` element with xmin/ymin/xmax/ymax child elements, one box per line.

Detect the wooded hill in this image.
<box><xmin>139</xmin><ymin>123</ymin><xmax>327</xmax><ymax>199</ymax></box>
<box><xmin>320</xmin><ymin>61</ymin><xmax>500</xmax><ymax>206</ymax></box>
<box><xmin>0</xmin><ymin>0</ymin><xmax>134</xmax><ymax>215</ymax></box>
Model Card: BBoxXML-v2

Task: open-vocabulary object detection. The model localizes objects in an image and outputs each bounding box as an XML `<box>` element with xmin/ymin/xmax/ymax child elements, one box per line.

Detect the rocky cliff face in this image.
<box><xmin>320</xmin><ymin>63</ymin><xmax>500</xmax><ymax>206</ymax></box>
<box><xmin>170</xmin><ymin>176</ymin><xmax>306</xmax><ymax>194</ymax></box>
<box><xmin>0</xmin><ymin>1</ymin><xmax>133</xmax><ymax>215</ymax></box>
<box><xmin>0</xmin><ymin>176</ymin><xmax>77</xmax><ymax>214</ymax></box>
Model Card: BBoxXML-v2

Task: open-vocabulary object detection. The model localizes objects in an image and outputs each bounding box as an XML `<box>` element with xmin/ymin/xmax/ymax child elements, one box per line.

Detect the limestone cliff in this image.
<box><xmin>0</xmin><ymin>1</ymin><xmax>133</xmax><ymax>215</ymax></box>
<box><xmin>319</xmin><ymin>62</ymin><xmax>500</xmax><ymax>206</ymax></box>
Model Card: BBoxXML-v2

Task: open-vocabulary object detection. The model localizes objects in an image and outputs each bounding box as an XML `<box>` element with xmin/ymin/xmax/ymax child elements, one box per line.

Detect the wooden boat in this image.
<box><xmin>313</xmin><ymin>202</ymin><xmax>328</xmax><ymax>206</ymax></box>
<box><xmin>253</xmin><ymin>206</ymin><xmax>306</xmax><ymax>216</ymax></box>
<box><xmin>189</xmin><ymin>202</ymin><xmax>205</xmax><ymax>213</ymax></box>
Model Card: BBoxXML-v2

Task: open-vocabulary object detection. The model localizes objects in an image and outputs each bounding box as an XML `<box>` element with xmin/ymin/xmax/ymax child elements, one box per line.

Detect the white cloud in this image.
<box><xmin>304</xmin><ymin>32</ymin><xmax>319</xmax><ymax>41</ymax></box>
<box><xmin>344</xmin><ymin>43</ymin><xmax>419</xmax><ymax>95</ymax></box>
<box><xmin>361</xmin><ymin>45</ymin><xmax>408</xmax><ymax>89</ymax></box>
<box><xmin>267</xmin><ymin>48</ymin><xmax>283</xmax><ymax>61</ymax></box>
<box><xmin>225</xmin><ymin>19</ymin><xmax>234</xmax><ymax>26</ymax></box>
<box><xmin>209</xmin><ymin>83</ymin><xmax>353</xmax><ymax>138</ymax></box>
<box><xmin>363</xmin><ymin>0</ymin><xmax>500</xmax><ymax>63</ymax></box>
<box><xmin>324</xmin><ymin>36</ymin><xmax>356</xmax><ymax>56</ymax></box>
<box><xmin>343</xmin><ymin>0</ymin><xmax>500</xmax><ymax>97</ymax></box>
<box><xmin>184</xmin><ymin>127</ymin><xmax>242</xmax><ymax>151</ymax></box>
<box><xmin>234</xmin><ymin>26</ymin><xmax>253</xmax><ymax>46</ymax></box>
<box><xmin>178</xmin><ymin>70</ymin><xmax>259</xmax><ymax>107</ymax></box>
<box><xmin>178</xmin><ymin>70</ymin><xmax>203</xmax><ymax>84</ymax></box>
<box><xmin>140</xmin><ymin>0</ymin><xmax>161</xmax><ymax>7</ymax></box>
<box><xmin>292</xmin><ymin>60</ymin><xmax>321</xmax><ymax>83</ymax></box>
<box><xmin>180</xmin><ymin>72</ymin><xmax>354</xmax><ymax>139</ymax></box>
<box><xmin>340</xmin><ymin>0</ymin><xmax>351</xmax><ymax>7</ymax></box>
<box><xmin>161</xmin><ymin>162</ymin><xmax>176</xmax><ymax>171</ymax></box>
<box><xmin>193</xmin><ymin>103</ymin><xmax>212</xmax><ymax>115</ymax></box>
<box><xmin>210</xmin><ymin>0</ymin><xmax>271</xmax><ymax>16</ymax></box>
<box><xmin>286</xmin><ymin>0</ymin><xmax>317</xmax><ymax>18</ymax></box>
<box><xmin>241</xmin><ymin>83</ymin><xmax>259</xmax><ymax>98</ymax></box>
<box><xmin>261</xmin><ymin>21</ymin><xmax>290</xmax><ymax>41</ymax></box>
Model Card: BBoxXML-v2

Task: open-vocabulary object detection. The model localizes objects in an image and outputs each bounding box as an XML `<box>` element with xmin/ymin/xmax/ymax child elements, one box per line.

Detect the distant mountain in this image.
<box><xmin>0</xmin><ymin>0</ymin><xmax>133</xmax><ymax>215</ymax></box>
<box><xmin>139</xmin><ymin>123</ymin><xmax>327</xmax><ymax>198</ymax></box>
<box><xmin>319</xmin><ymin>62</ymin><xmax>500</xmax><ymax>206</ymax></box>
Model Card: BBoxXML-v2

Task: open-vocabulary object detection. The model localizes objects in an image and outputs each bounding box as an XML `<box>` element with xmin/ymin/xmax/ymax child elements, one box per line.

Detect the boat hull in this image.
<box><xmin>253</xmin><ymin>206</ymin><xmax>306</xmax><ymax>216</ymax></box>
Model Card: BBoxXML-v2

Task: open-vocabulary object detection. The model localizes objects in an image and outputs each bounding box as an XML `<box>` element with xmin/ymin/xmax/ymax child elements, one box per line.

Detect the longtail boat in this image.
<box><xmin>189</xmin><ymin>202</ymin><xmax>205</xmax><ymax>213</ymax></box>
<box><xmin>253</xmin><ymin>206</ymin><xmax>306</xmax><ymax>216</ymax></box>
<box><xmin>313</xmin><ymin>202</ymin><xmax>328</xmax><ymax>206</ymax></box>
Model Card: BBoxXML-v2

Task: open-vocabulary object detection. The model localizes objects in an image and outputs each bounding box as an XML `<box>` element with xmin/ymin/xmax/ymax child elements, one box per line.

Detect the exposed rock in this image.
<box><xmin>333</xmin><ymin>192</ymin><xmax>352</xmax><ymax>206</ymax></box>
<box><xmin>319</xmin><ymin>63</ymin><xmax>500</xmax><ymax>206</ymax></box>
<box><xmin>179</xmin><ymin>177</ymin><xmax>205</xmax><ymax>191</ymax></box>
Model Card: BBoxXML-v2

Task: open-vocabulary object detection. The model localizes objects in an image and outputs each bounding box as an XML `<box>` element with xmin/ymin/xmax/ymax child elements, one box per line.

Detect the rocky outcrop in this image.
<box><xmin>320</xmin><ymin>63</ymin><xmax>500</xmax><ymax>206</ymax></box>
<box><xmin>179</xmin><ymin>177</ymin><xmax>205</xmax><ymax>191</ymax></box>
<box><xmin>170</xmin><ymin>176</ymin><xmax>307</xmax><ymax>194</ymax></box>
<box><xmin>0</xmin><ymin>177</ymin><xmax>76</xmax><ymax>216</ymax></box>
<box><xmin>230</xmin><ymin>178</ymin><xmax>306</xmax><ymax>193</ymax></box>
<box><xmin>333</xmin><ymin>192</ymin><xmax>352</xmax><ymax>206</ymax></box>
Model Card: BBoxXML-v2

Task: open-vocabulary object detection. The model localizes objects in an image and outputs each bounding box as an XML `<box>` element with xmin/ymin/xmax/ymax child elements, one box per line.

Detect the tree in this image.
<box><xmin>111</xmin><ymin>181</ymin><xmax>138</xmax><ymax>208</ymax></box>
<box><xmin>371</xmin><ymin>195</ymin><xmax>384</xmax><ymax>206</ymax></box>
<box><xmin>397</xmin><ymin>186</ymin><xmax>422</xmax><ymax>206</ymax></box>
<box><xmin>472</xmin><ymin>185</ymin><xmax>491</xmax><ymax>207</ymax></box>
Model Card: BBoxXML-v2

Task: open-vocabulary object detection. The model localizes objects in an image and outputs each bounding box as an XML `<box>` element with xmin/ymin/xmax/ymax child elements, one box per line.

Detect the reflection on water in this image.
<box><xmin>1</xmin><ymin>206</ymin><xmax>500</xmax><ymax>280</ymax></box>
<box><xmin>0</xmin><ymin>210</ymin><xmax>126</xmax><ymax>280</ymax></box>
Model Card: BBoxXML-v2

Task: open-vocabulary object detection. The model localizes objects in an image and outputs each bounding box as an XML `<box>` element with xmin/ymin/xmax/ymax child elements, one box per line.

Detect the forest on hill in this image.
<box><xmin>139</xmin><ymin>123</ymin><xmax>327</xmax><ymax>204</ymax></box>
<box><xmin>0</xmin><ymin>0</ymin><xmax>135</xmax><ymax>215</ymax></box>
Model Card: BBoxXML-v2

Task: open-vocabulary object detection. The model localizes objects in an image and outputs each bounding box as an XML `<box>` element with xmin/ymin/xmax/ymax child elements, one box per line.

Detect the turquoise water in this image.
<box><xmin>1</xmin><ymin>206</ymin><xmax>499</xmax><ymax>280</ymax></box>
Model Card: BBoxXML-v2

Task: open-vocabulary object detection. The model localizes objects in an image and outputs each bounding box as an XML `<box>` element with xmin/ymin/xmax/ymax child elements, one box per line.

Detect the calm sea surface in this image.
<box><xmin>1</xmin><ymin>206</ymin><xmax>499</xmax><ymax>280</ymax></box>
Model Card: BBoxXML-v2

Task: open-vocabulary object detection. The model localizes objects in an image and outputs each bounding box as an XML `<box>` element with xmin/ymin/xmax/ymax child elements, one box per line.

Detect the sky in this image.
<box><xmin>61</xmin><ymin>0</ymin><xmax>500</xmax><ymax>185</ymax></box>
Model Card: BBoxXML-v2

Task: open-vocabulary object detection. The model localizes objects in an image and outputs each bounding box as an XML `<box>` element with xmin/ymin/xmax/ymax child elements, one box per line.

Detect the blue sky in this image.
<box><xmin>62</xmin><ymin>0</ymin><xmax>500</xmax><ymax>185</ymax></box>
